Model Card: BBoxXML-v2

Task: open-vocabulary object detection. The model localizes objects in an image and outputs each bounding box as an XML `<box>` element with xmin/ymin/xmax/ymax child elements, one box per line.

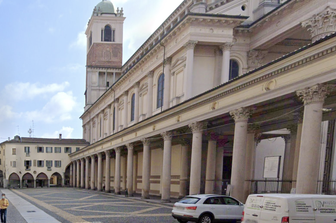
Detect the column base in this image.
<box><xmin>141</xmin><ymin>196</ymin><xmax>150</xmax><ymax>200</ymax></box>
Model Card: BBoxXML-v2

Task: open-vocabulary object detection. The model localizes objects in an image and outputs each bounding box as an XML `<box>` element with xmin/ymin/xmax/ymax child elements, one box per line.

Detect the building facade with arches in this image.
<box><xmin>70</xmin><ymin>0</ymin><xmax>336</xmax><ymax>202</ymax></box>
<box><xmin>0</xmin><ymin>135</ymin><xmax>89</xmax><ymax>188</ymax></box>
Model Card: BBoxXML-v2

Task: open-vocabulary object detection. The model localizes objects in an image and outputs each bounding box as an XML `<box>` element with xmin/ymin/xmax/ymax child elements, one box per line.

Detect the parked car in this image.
<box><xmin>242</xmin><ymin>193</ymin><xmax>336</xmax><ymax>223</ymax></box>
<box><xmin>172</xmin><ymin>194</ymin><xmax>244</xmax><ymax>223</ymax></box>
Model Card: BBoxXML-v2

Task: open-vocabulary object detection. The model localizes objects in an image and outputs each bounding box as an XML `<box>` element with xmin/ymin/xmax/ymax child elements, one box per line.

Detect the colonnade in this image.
<box><xmin>73</xmin><ymin>84</ymin><xmax>333</xmax><ymax>202</ymax></box>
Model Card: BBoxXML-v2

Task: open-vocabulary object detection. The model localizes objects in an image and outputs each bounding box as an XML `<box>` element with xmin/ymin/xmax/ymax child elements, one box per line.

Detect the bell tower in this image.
<box><xmin>84</xmin><ymin>0</ymin><xmax>125</xmax><ymax>110</ymax></box>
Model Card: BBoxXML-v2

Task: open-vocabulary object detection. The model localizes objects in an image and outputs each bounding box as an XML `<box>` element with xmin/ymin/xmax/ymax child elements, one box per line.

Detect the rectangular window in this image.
<box><xmin>37</xmin><ymin>160</ymin><xmax>44</xmax><ymax>167</ymax></box>
<box><xmin>24</xmin><ymin>160</ymin><xmax>32</xmax><ymax>169</ymax></box>
<box><xmin>12</xmin><ymin>161</ymin><xmax>16</xmax><ymax>167</ymax></box>
<box><xmin>46</xmin><ymin>147</ymin><xmax>53</xmax><ymax>153</ymax></box>
<box><xmin>55</xmin><ymin>160</ymin><xmax>61</xmax><ymax>168</ymax></box>
<box><xmin>24</xmin><ymin>146</ymin><xmax>30</xmax><ymax>154</ymax></box>
<box><xmin>55</xmin><ymin>147</ymin><xmax>61</xmax><ymax>153</ymax></box>
<box><xmin>46</xmin><ymin>160</ymin><xmax>52</xmax><ymax>167</ymax></box>
<box><xmin>37</xmin><ymin>147</ymin><xmax>44</xmax><ymax>153</ymax></box>
<box><xmin>64</xmin><ymin>147</ymin><xmax>71</xmax><ymax>153</ymax></box>
<box><xmin>76</xmin><ymin>147</ymin><xmax>80</xmax><ymax>152</ymax></box>
<box><xmin>12</xmin><ymin>148</ymin><xmax>16</xmax><ymax>155</ymax></box>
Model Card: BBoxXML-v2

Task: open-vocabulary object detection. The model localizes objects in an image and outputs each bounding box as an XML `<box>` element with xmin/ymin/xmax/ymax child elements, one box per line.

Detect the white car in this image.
<box><xmin>172</xmin><ymin>194</ymin><xmax>244</xmax><ymax>223</ymax></box>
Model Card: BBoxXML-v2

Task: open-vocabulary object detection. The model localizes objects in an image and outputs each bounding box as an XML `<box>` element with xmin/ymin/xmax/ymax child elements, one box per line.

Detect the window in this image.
<box><xmin>55</xmin><ymin>147</ymin><xmax>61</xmax><ymax>153</ymax></box>
<box><xmin>55</xmin><ymin>160</ymin><xmax>61</xmax><ymax>168</ymax></box>
<box><xmin>24</xmin><ymin>146</ymin><xmax>30</xmax><ymax>154</ymax></box>
<box><xmin>223</xmin><ymin>197</ymin><xmax>239</xmax><ymax>205</ymax></box>
<box><xmin>103</xmin><ymin>25</ymin><xmax>112</xmax><ymax>42</ymax></box>
<box><xmin>46</xmin><ymin>160</ymin><xmax>52</xmax><ymax>168</ymax></box>
<box><xmin>37</xmin><ymin>146</ymin><xmax>44</xmax><ymax>153</ymax></box>
<box><xmin>106</xmin><ymin>81</ymin><xmax>109</xmax><ymax>87</ymax></box>
<box><xmin>157</xmin><ymin>73</ymin><xmax>164</xmax><ymax>108</ymax></box>
<box><xmin>46</xmin><ymin>147</ymin><xmax>52</xmax><ymax>153</ymax></box>
<box><xmin>76</xmin><ymin>147</ymin><xmax>80</xmax><ymax>152</ymax></box>
<box><xmin>131</xmin><ymin>93</ymin><xmax>135</xmax><ymax>121</ymax></box>
<box><xmin>64</xmin><ymin>147</ymin><xmax>72</xmax><ymax>153</ymax></box>
<box><xmin>11</xmin><ymin>161</ymin><xmax>16</xmax><ymax>167</ymax></box>
<box><xmin>204</xmin><ymin>197</ymin><xmax>223</xmax><ymax>205</ymax></box>
<box><xmin>12</xmin><ymin>148</ymin><xmax>16</xmax><ymax>155</ymax></box>
<box><xmin>229</xmin><ymin>59</ymin><xmax>239</xmax><ymax>80</ymax></box>
<box><xmin>113</xmin><ymin>107</ymin><xmax>116</xmax><ymax>131</ymax></box>
<box><xmin>37</xmin><ymin>160</ymin><xmax>44</xmax><ymax>167</ymax></box>
<box><xmin>24</xmin><ymin>160</ymin><xmax>32</xmax><ymax>169</ymax></box>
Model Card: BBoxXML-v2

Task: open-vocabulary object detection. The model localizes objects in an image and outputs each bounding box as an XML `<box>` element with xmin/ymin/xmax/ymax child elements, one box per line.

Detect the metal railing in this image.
<box><xmin>248</xmin><ymin>180</ymin><xmax>336</xmax><ymax>195</ymax></box>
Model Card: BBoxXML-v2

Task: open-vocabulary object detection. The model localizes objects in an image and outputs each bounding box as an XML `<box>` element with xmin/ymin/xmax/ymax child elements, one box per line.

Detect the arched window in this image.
<box><xmin>103</xmin><ymin>25</ymin><xmax>112</xmax><ymax>42</ymax></box>
<box><xmin>131</xmin><ymin>93</ymin><xmax>135</xmax><ymax>122</ymax></box>
<box><xmin>229</xmin><ymin>59</ymin><xmax>239</xmax><ymax>80</ymax></box>
<box><xmin>157</xmin><ymin>74</ymin><xmax>164</xmax><ymax>109</ymax></box>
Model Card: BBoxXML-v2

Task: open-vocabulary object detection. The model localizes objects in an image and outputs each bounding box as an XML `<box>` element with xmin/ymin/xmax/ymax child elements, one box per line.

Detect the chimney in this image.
<box><xmin>59</xmin><ymin>134</ymin><xmax>62</xmax><ymax>140</ymax></box>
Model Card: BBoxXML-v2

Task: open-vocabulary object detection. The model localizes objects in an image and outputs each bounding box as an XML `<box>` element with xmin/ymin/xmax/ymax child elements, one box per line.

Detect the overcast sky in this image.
<box><xmin>0</xmin><ymin>0</ymin><xmax>183</xmax><ymax>143</ymax></box>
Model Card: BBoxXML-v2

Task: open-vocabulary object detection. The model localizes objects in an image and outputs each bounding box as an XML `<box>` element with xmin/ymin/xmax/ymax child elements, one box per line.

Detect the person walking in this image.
<box><xmin>0</xmin><ymin>193</ymin><xmax>8</xmax><ymax>223</ymax></box>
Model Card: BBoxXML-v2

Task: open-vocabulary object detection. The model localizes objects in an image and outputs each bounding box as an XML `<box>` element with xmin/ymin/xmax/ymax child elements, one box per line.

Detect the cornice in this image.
<box><xmin>73</xmin><ymin>35</ymin><xmax>336</xmax><ymax>158</ymax></box>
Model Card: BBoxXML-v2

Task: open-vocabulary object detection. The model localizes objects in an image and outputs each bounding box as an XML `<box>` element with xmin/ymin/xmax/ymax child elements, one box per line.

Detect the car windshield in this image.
<box><xmin>178</xmin><ymin>197</ymin><xmax>200</xmax><ymax>204</ymax></box>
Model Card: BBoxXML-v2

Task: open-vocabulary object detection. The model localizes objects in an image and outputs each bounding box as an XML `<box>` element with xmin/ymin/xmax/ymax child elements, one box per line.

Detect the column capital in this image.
<box><xmin>90</xmin><ymin>154</ymin><xmax>96</xmax><ymax>159</ymax></box>
<box><xmin>189</xmin><ymin>122</ymin><xmax>205</xmax><ymax>134</ymax></box>
<box><xmin>85</xmin><ymin>156</ymin><xmax>90</xmax><ymax>161</ymax></box>
<box><xmin>287</xmin><ymin>124</ymin><xmax>298</xmax><ymax>134</ymax></box>
<box><xmin>126</xmin><ymin>143</ymin><xmax>134</xmax><ymax>150</ymax></box>
<box><xmin>161</xmin><ymin>131</ymin><xmax>173</xmax><ymax>141</ymax></box>
<box><xmin>296</xmin><ymin>84</ymin><xmax>334</xmax><ymax>105</ymax></box>
<box><xmin>230</xmin><ymin>107</ymin><xmax>253</xmax><ymax>122</ymax></box>
<box><xmin>148</xmin><ymin>71</ymin><xmax>154</xmax><ymax>78</ymax></box>
<box><xmin>184</xmin><ymin>40</ymin><xmax>198</xmax><ymax>50</ymax></box>
<box><xmin>114</xmin><ymin>147</ymin><xmax>121</xmax><ymax>153</ymax></box>
<box><xmin>141</xmin><ymin>138</ymin><xmax>151</xmax><ymax>146</ymax></box>
<box><xmin>134</xmin><ymin>82</ymin><xmax>140</xmax><ymax>89</ymax></box>
<box><xmin>105</xmin><ymin>150</ymin><xmax>111</xmax><ymax>157</ymax></box>
<box><xmin>124</xmin><ymin>91</ymin><xmax>128</xmax><ymax>97</ymax></box>
<box><xmin>164</xmin><ymin>57</ymin><xmax>172</xmax><ymax>66</ymax></box>
<box><xmin>115</xmin><ymin>98</ymin><xmax>119</xmax><ymax>103</ymax></box>
<box><xmin>220</xmin><ymin>42</ymin><xmax>234</xmax><ymax>51</ymax></box>
<box><xmin>97</xmin><ymin>152</ymin><xmax>102</xmax><ymax>158</ymax></box>
<box><xmin>302</xmin><ymin>6</ymin><xmax>336</xmax><ymax>42</ymax></box>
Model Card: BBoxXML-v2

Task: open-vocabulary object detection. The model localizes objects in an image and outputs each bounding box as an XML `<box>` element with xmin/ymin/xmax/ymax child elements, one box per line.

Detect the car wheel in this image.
<box><xmin>198</xmin><ymin>214</ymin><xmax>213</xmax><ymax>223</ymax></box>
<box><xmin>177</xmin><ymin>220</ymin><xmax>188</xmax><ymax>223</ymax></box>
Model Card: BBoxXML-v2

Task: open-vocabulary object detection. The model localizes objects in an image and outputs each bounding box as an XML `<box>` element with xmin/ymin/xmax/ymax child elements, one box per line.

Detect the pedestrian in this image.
<box><xmin>0</xmin><ymin>193</ymin><xmax>9</xmax><ymax>223</ymax></box>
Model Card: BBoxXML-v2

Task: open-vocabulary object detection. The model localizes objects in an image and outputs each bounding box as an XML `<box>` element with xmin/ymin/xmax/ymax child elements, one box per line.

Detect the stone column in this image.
<box><xmin>90</xmin><ymin>155</ymin><xmax>95</xmax><ymax>190</ymax></box>
<box><xmin>134</xmin><ymin>82</ymin><xmax>140</xmax><ymax>123</ymax></box>
<box><xmin>180</xmin><ymin>143</ymin><xmax>190</xmax><ymax>198</ymax></box>
<box><xmin>205</xmin><ymin>135</ymin><xmax>217</xmax><ymax>194</ymax></box>
<box><xmin>106</xmin><ymin>108</ymin><xmax>111</xmax><ymax>136</ymax></box>
<box><xmin>163</xmin><ymin>57</ymin><xmax>172</xmax><ymax>110</ymax></box>
<box><xmin>147</xmin><ymin>71</ymin><xmax>154</xmax><ymax>118</ymax></box>
<box><xmin>161</xmin><ymin>131</ymin><xmax>173</xmax><ymax>202</ymax></box>
<box><xmin>244</xmin><ymin>125</ymin><xmax>259</xmax><ymax>200</ymax></box>
<box><xmin>230</xmin><ymin>107</ymin><xmax>252</xmax><ymax>202</ymax></box>
<box><xmin>183</xmin><ymin>41</ymin><xmax>198</xmax><ymax>100</ymax></box>
<box><xmin>85</xmin><ymin>157</ymin><xmax>89</xmax><ymax>189</ymax></box>
<box><xmin>95</xmin><ymin>116</ymin><xmax>99</xmax><ymax>141</ymax></box>
<box><xmin>292</xmin><ymin>117</ymin><xmax>303</xmax><ymax>189</ymax></box>
<box><xmin>72</xmin><ymin>161</ymin><xmax>76</xmax><ymax>188</ymax></box>
<box><xmin>81</xmin><ymin>158</ymin><xmax>85</xmax><ymax>188</ymax></box>
<box><xmin>281</xmin><ymin>135</ymin><xmax>291</xmax><ymax>193</ymax></box>
<box><xmin>69</xmin><ymin>163</ymin><xmax>73</xmax><ymax>187</ymax></box>
<box><xmin>220</xmin><ymin>43</ymin><xmax>233</xmax><ymax>84</ymax></box>
<box><xmin>105</xmin><ymin>150</ymin><xmax>111</xmax><ymax>192</ymax></box>
<box><xmin>189</xmin><ymin>122</ymin><xmax>204</xmax><ymax>195</ymax></box>
<box><xmin>115</xmin><ymin>147</ymin><xmax>121</xmax><ymax>194</ymax></box>
<box><xmin>296</xmin><ymin>84</ymin><xmax>332</xmax><ymax>194</ymax></box>
<box><xmin>76</xmin><ymin>160</ymin><xmax>80</xmax><ymax>188</ymax></box>
<box><xmin>90</xmin><ymin>120</ymin><xmax>94</xmax><ymax>143</ymax></box>
<box><xmin>285</xmin><ymin>125</ymin><xmax>297</xmax><ymax>190</ymax></box>
<box><xmin>97</xmin><ymin>152</ymin><xmax>103</xmax><ymax>191</ymax></box>
<box><xmin>123</xmin><ymin>91</ymin><xmax>128</xmax><ymax>129</ymax></box>
<box><xmin>114</xmin><ymin>99</ymin><xmax>119</xmax><ymax>132</ymax></box>
<box><xmin>142</xmin><ymin>139</ymin><xmax>151</xmax><ymax>199</ymax></box>
<box><xmin>215</xmin><ymin>147</ymin><xmax>224</xmax><ymax>194</ymax></box>
<box><xmin>101</xmin><ymin>112</ymin><xmax>105</xmax><ymax>139</ymax></box>
<box><xmin>127</xmin><ymin>144</ymin><xmax>134</xmax><ymax>196</ymax></box>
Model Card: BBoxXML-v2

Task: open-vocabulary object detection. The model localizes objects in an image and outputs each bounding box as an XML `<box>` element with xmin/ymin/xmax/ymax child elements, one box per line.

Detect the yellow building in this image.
<box><xmin>70</xmin><ymin>0</ymin><xmax>336</xmax><ymax>202</ymax></box>
<box><xmin>0</xmin><ymin>135</ymin><xmax>88</xmax><ymax>188</ymax></box>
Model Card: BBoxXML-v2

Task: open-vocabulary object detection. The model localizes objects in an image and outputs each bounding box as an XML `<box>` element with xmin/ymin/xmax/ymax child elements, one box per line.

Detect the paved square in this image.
<box><xmin>12</xmin><ymin>188</ymin><xmax>178</xmax><ymax>223</ymax></box>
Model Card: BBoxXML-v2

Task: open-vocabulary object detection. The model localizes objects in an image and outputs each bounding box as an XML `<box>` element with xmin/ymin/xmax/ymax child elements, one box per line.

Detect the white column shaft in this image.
<box><xmin>142</xmin><ymin>142</ymin><xmax>151</xmax><ymax>199</ymax></box>
<box><xmin>189</xmin><ymin>124</ymin><xmax>203</xmax><ymax>195</ymax></box>
<box><xmin>205</xmin><ymin>140</ymin><xmax>217</xmax><ymax>194</ymax></box>
<box><xmin>134</xmin><ymin>84</ymin><xmax>140</xmax><ymax>123</ymax></box>
<box><xmin>85</xmin><ymin>158</ymin><xmax>89</xmax><ymax>189</ymax></box>
<box><xmin>244</xmin><ymin>132</ymin><xmax>256</xmax><ymax>200</ymax></box>
<box><xmin>215</xmin><ymin>148</ymin><xmax>224</xmax><ymax>194</ymax></box>
<box><xmin>179</xmin><ymin>145</ymin><xmax>190</xmax><ymax>197</ymax></box>
<box><xmin>127</xmin><ymin>147</ymin><xmax>134</xmax><ymax>195</ymax></box>
<box><xmin>76</xmin><ymin>160</ymin><xmax>80</xmax><ymax>188</ymax></box>
<box><xmin>297</xmin><ymin>101</ymin><xmax>324</xmax><ymax>194</ymax></box>
<box><xmin>221</xmin><ymin>47</ymin><xmax>231</xmax><ymax>84</ymax></box>
<box><xmin>105</xmin><ymin>152</ymin><xmax>111</xmax><ymax>192</ymax></box>
<box><xmin>80</xmin><ymin>159</ymin><xmax>84</xmax><ymax>188</ymax></box>
<box><xmin>115</xmin><ymin>149</ymin><xmax>121</xmax><ymax>194</ymax></box>
<box><xmin>162</xmin><ymin>136</ymin><xmax>172</xmax><ymax>201</ymax></box>
<box><xmin>97</xmin><ymin>153</ymin><xmax>103</xmax><ymax>191</ymax></box>
<box><xmin>70</xmin><ymin>164</ymin><xmax>73</xmax><ymax>187</ymax></box>
<box><xmin>184</xmin><ymin>42</ymin><xmax>196</xmax><ymax>100</ymax></box>
<box><xmin>91</xmin><ymin>156</ymin><xmax>95</xmax><ymax>190</ymax></box>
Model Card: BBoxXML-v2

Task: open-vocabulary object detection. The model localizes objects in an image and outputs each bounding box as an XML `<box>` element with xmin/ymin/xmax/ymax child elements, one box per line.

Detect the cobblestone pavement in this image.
<box><xmin>12</xmin><ymin>188</ymin><xmax>179</xmax><ymax>223</ymax></box>
<box><xmin>6</xmin><ymin>199</ymin><xmax>27</xmax><ymax>223</ymax></box>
